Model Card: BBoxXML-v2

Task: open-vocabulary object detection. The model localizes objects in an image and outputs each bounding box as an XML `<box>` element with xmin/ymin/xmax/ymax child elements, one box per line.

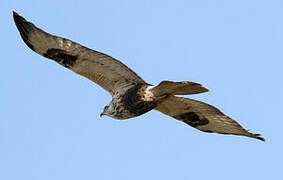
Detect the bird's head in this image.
<box><xmin>100</xmin><ymin>103</ymin><xmax>115</xmax><ymax>118</ymax></box>
<box><xmin>100</xmin><ymin>101</ymin><xmax>129</xmax><ymax>120</ymax></box>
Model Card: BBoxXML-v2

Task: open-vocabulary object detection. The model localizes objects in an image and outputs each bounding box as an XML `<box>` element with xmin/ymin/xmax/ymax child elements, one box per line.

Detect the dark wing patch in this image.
<box><xmin>43</xmin><ymin>48</ymin><xmax>78</xmax><ymax>68</ymax></box>
<box><xmin>155</xmin><ymin>96</ymin><xmax>265</xmax><ymax>141</ymax></box>
<box><xmin>13</xmin><ymin>11</ymin><xmax>146</xmax><ymax>95</ymax></box>
<box><xmin>173</xmin><ymin>112</ymin><xmax>209</xmax><ymax>127</ymax></box>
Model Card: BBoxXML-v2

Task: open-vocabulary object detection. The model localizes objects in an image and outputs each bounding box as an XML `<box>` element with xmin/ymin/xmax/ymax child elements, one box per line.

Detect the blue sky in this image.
<box><xmin>1</xmin><ymin>0</ymin><xmax>282</xmax><ymax>179</ymax></box>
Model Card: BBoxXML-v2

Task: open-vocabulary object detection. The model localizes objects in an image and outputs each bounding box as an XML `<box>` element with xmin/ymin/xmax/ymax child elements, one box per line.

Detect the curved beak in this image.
<box><xmin>100</xmin><ymin>112</ymin><xmax>104</xmax><ymax>117</ymax></box>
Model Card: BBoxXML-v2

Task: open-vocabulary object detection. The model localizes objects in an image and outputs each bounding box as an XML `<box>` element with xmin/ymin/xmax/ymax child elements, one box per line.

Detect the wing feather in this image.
<box><xmin>155</xmin><ymin>96</ymin><xmax>265</xmax><ymax>141</ymax></box>
<box><xmin>13</xmin><ymin>12</ymin><xmax>145</xmax><ymax>95</ymax></box>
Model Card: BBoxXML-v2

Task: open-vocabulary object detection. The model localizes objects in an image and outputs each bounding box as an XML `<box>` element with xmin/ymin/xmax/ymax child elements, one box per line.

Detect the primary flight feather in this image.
<box><xmin>13</xmin><ymin>11</ymin><xmax>264</xmax><ymax>141</ymax></box>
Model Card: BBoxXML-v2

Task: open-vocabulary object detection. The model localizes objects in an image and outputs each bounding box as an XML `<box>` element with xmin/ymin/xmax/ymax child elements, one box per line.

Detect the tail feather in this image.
<box><xmin>151</xmin><ymin>80</ymin><xmax>209</xmax><ymax>97</ymax></box>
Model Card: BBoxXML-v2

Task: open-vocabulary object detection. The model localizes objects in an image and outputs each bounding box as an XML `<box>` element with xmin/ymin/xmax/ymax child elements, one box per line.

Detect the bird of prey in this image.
<box><xmin>13</xmin><ymin>11</ymin><xmax>264</xmax><ymax>141</ymax></box>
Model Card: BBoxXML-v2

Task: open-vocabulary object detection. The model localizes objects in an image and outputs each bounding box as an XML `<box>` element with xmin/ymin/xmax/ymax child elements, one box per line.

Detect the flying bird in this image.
<box><xmin>13</xmin><ymin>11</ymin><xmax>265</xmax><ymax>141</ymax></box>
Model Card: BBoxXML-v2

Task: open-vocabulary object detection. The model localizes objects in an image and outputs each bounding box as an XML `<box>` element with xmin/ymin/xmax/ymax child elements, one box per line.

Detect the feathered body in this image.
<box><xmin>13</xmin><ymin>11</ymin><xmax>265</xmax><ymax>141</ymax></box>
<box><xmin>102</xmin><ymin>83</ymin><xmax>169</xmax><ymax>119</ymax></box>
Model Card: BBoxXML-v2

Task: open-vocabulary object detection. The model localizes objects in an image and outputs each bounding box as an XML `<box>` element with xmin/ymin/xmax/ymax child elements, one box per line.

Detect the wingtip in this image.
<box><xmin>13</xmin><ymin>11</ymin><xmax>26</xmax><ymax>24</ymax></box>
<box><xmin>255</xmin><ymin>134</ymin><xmax>265</xmax><ymax>142</ymax></box>
<box><xmin>13</xmin><ymin>11</ymin><xmax>20</xmax><ymax>20</ymax></box>
<box><xmin>251</xmin><ymin>134</ymin><xmax>265</xmax><ymax>142</ymax></box>
<box><xmin>13</xmin><ymin>11</ymin><xmax>35</xmax><ymax>51</ymax></box>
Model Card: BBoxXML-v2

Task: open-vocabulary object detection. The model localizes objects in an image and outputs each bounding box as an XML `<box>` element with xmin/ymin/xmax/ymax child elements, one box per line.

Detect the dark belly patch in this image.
<box><xmin>43</xmin><ymin>48</ymin><xmax>78</xmax><ymax>68</ymax></box>
<box><xmin>174</xmin><ymin>112</ymin><xmax>209</xmax><ymax>127</ymax></box>
<box><xmin>121</xmin><ymin>84</ymin><xmax>157</xmax><ymax>117</ymax></box>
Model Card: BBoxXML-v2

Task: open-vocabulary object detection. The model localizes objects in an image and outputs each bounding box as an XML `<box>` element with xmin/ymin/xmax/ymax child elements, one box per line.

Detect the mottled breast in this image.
<box><xmin>117</xmin><ymin>83</ymin><xmax>165</xmax><ymax>119</ymax></box>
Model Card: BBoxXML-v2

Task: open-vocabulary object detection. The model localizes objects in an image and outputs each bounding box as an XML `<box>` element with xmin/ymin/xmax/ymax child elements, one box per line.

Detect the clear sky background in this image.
<box><xmin>1</xmin><ymin>0</ymin><xmax>282</xmax><ymax>179</ymax></box>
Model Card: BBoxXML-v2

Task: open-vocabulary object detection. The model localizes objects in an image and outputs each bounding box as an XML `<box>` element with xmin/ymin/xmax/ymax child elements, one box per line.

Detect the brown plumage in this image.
<box><xmin>13</xmin><ymin>11</ymin><xmax>265</xmax><ymax>141</ymax></box>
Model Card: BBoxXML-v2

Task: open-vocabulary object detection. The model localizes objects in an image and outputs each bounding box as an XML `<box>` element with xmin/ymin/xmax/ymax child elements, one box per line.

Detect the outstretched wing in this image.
<box><xmin>13</xmin><ymin>12</ymin><xmax>145</xmax><ymax>95</ymax></box>
<box><xmin>155</xmin><ymin>96</ymin><xmax>265</xmax><ymax>141</ymax></box>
